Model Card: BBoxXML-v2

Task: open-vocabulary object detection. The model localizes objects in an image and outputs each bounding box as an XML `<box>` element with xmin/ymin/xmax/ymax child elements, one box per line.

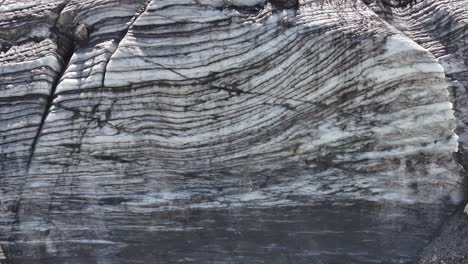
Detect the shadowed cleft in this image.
<box><xmin>0</xmin><ymin>41</ymin><xmax>11</xmax><ymax>53</ymax></box>
<box><xmin>98</xmin><ymin>197</ymin><xmax>129</xmax><ymax>206</ymax></box>
<box><xmin>269</xmin><ymin>0</ymin><xmax>298</xmax><ymax>9</ymax></box>
<box><xmin>27</xmin><ymin>36</ymin><xmax>75</xmax><ymax>170</ymax></box>
<box><xmin>223</xmin><ymin>0</ymin><xmax>298</xmax><ymax>14</ymax></box>
<box><xmin>93</xmin><ymin>154</ymin><xmax>131</xmax><ymax>163</ymax></box>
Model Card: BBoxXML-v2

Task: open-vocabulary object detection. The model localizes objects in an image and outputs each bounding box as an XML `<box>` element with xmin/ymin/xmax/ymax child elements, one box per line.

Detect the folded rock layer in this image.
<box><xmin>0</xmin><ymin>0</ymin><xmax>466</xmax><ymax>263</ymax></box>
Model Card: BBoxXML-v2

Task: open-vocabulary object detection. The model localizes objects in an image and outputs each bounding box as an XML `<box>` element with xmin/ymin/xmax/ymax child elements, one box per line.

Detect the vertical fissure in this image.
<box><xmin>26</xmin><ymin>1</ymin><xmax>74</xmax><ymax>170</ymax></box>
<box><xmin>26</xmin><ymin>44</ymin><xmax>75</xmax><ymax>170</ymax></box>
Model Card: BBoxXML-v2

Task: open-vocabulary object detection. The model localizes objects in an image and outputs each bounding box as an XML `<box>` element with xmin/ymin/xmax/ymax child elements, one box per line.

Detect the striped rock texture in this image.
<box><xmin>0</xmin><ymin>0</ymin><xmax>467</xmax><ymax>263</ymax></box>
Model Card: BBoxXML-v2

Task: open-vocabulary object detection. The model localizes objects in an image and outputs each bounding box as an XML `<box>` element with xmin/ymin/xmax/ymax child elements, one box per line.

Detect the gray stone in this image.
<box><xmin>0</xmin><ymin>0</ymin><xmax>467</xmax><ymax>263</ymax></box>
<box><xmin>73</xmin><ymin>24</ymin><xmax>88</xmax><ymax>43</ymax></box>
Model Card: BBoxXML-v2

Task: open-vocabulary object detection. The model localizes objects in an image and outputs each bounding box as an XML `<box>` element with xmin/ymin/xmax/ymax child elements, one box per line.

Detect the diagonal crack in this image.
<box><xmin>8</xmin><ymin>0</ymin><xmax>75</xmax><ymax>249</ymax></box>
<box><xmin>8</xmin><ymin>0</ymin><xmax>153</xmax><ymax>245</ymax></box>
<box><xmin>101</xmin><ymin>0</ymin><xmax>153</xmax><ymax>88</ymax></box>
<box><xmin>26</xmin><ymin>1</ymin><xmax>75</xmax><ymax>171</ymax></box>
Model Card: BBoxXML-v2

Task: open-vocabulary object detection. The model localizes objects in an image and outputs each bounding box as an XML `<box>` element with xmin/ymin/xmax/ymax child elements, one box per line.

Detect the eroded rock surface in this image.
<box><xmin>0</xmin><ymin>0</ymin><xmax>467</xmax><ymax>263</ymax></box>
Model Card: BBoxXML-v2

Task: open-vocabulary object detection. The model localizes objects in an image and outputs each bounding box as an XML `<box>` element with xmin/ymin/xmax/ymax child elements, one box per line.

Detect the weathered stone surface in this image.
<box><xmin>0</xmin><ymin>0</ymin><xmax>467</xmax><ymax>263</ymax></box>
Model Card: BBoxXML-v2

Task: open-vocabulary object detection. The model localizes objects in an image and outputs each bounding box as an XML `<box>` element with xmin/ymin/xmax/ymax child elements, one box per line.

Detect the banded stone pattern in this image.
<box><xmin>0</xmin><ymin>0</ymin><xmax>466</xmax><ymax>263</ymax></box>
<box><xmin>370</xmin><ymin>0</ymin><xmax>468</xmax><ymax>171</ymax></box>
<box><xmin>0</xmin><ymin>0</ymin><xmax>69</xmax><ymax>244</ymax></box>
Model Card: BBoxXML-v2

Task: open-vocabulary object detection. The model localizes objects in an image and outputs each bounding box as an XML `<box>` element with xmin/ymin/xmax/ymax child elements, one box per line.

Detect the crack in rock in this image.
<box><xmin>102</xmin><ymin>0</ymin><xmax>153</xmax><ymax>87</ymax></box>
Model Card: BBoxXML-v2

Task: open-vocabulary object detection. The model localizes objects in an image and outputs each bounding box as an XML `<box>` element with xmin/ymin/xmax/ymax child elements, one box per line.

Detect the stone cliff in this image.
<box><xmin>0</xmin><ymin>0</ymin><xmax>467</xmax><ymax>263</ymax></box>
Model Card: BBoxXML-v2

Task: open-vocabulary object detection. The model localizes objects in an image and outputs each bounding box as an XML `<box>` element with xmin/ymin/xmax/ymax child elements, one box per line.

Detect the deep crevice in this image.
<box><xmin>26</xmin><ymin>27</ymin><xmax>75</xmax><ymax>171</ymax></box>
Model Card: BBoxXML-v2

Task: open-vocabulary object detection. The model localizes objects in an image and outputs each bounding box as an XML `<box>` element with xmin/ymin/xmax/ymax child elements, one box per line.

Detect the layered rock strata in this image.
<box><xmin>0</xmin><ymin>0</ymin><xmax>467</xmax><ymax>263</ymax></box>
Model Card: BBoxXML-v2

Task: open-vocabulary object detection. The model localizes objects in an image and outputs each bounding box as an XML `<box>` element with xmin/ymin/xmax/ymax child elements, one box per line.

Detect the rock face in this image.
<box><xmin>0</xmin><ymin>0</ymin><xmax>467</xmax><ymax>263</ymax></box>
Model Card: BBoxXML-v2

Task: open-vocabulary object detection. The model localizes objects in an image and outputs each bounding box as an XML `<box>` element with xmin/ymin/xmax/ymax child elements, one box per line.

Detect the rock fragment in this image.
<box><xmin>73</xmin><ymin>23</ymin><xmax>89</xmax><ymax>44</ymax></box>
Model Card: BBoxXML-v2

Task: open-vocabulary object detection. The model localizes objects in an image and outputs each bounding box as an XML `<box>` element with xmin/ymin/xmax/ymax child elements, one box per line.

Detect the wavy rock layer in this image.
<box><xmin>371</xmin><ymin>0</ymin><xmax>468</xmax><ymax>158</ymax></box>
<box><xmin>0</xmin><ymin>0</ymin><xmax>466</xmax><ymax>263</ymax></box>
